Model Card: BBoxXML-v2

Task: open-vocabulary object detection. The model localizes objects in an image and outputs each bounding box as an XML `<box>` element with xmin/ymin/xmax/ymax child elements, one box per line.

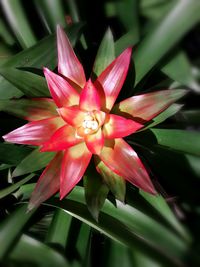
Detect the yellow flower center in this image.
<box><xmin>76</xmin><ymin>112</ymin><xmax>100</xmax><ymax>137</ymax></box>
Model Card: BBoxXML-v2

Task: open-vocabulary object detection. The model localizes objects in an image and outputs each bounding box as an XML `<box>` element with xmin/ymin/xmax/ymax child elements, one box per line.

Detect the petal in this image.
<box><xmin>41</xmin><ymin>125</ymin><xmax>83</xmax><ymax>152</ymax></box>
<box><xmin>57</xmin><ymin>25</ymin><xmax>86</xmax><ymax>88</ymax></box>
<box><xmin>113</xmin><ymin>89</ymin><xmax>187</xmax><ymax>122</ymax></box>
<box><xmin>44</xmin><ymin>67</ymin><xmax>79</xmax><ymax>108</ymax></box>
<box><xmin>3</xmin><ymin>117</ymin><xmax>64</xmax><ymax>146</ymax></box>
<box><xmin>60</xmin><ymin>142</ymin><xmax>92</xmax><ymax>199</ymax></box>
<box><xmin>99</xmin><ymin>139</ymin><xmax>156</xmax><ymax>194</ymax></box>
<box><xmin>0</xmin><ymin>98</ymin><xmax>57</xmax><ymax>121</ymax></box>
<box><xmin>94</xmin><ymin>48</ymin><xmax>132</xmax><ymax>112</ymax></box>
<box><xmin>94</xmin><ymin>110</ymin><xmax>106</xmax><ymax>126</ymax></box>
<box><xmin>79</xmin><ymin>79</ymin><xmax>101</xmax><ymax>111</ymax></box>
<box><xmin>58</xmin><ymin>106</ymin><xmax>85</xmax><ymax>127</ymax></box>
<box><xmin>85</xmin><ymin>129</ymin><xmax>104</xmax><ymax>155</ymax></box>
<box><xmin>103</xmin><ymin>114</ymin><xmax>143</xmax><ymax>138</ymax></box>
<box><xmin>28</xmin><ymin>152</ymin><xmax>63</xmax><ymax>210</ymax></box>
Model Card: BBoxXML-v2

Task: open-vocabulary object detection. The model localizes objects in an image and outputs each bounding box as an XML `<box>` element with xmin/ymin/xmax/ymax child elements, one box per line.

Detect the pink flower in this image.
<box><xmin>3</xmin><ymin>26</ymin><xmax>186</xmax><ymax>209</ymax></box>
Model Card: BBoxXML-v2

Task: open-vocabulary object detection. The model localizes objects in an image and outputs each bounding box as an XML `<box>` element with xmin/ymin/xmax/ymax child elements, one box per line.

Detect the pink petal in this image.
<box><xmin>57</xmin><ymin>25</ymin><xmax>86</xmax><ymax>88</ymax></box>
<box><xmin>41</xmin><ymin>124</ymin><xmax>83</xmax><ymax>152</ymax></box>
<box><xmin>113</xmin><ymin>89</ymin><xmax>187</xmax><ymax>122</ymax></box>
<box><xmin>44</xmin><ymin>67</ymin><xmax>80</xmax><ymax>108</ymax></box>
<box><xmin>99</xmin><ymin>138</ymin><xmax>156</xmax><ymax>194</ymax></box>
<box><xmin>85</xmin><ymin>129</ymin><xmax>104</xmax><ymax>155</ymax></box>
<box><xmin>103</xmin><ymin>114</ymin><xmax>143</xmax><ymax>138</ymax></box>
<box><xmin>3</xmin><ymin>117</ymin><xmax>64</xmax><ymax>146</ymax></box>
<box><xmin>60</xmin><ymin>142</ymin><xmax>92</xmax><ymax>199</ymax></box>
<box><xmin>58</xmin><ymin>106</ymin><xmax>85</xmax><ymax>127</ymax></box>
<box><xmin>79</xmin><ymin>79</ymin><xmax>101</xmax><ymax>111</ymax></box>
<box><xmin>28</xmin><ymin>152</ymin><xmax>63</xmax><ymax>210</ymax></box>
<box><xmin>94</xmin><ymin>48</ymin><xmax>132</xmax><ymax>112</ymax></box>
<box><xmin>24</xmin><ymin>98</ymin><xmax>57</xmax><ymax>121</ymax></box>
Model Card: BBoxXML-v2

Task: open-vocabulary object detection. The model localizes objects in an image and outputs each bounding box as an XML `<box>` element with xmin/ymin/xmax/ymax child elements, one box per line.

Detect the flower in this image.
<box><xmin>3</xmin><ymin>26</ymin><xmax>186</xmax><ymax>209</ymax></box>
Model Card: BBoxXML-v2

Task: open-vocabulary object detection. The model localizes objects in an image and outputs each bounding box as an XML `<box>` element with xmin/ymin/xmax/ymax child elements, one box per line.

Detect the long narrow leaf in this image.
<box><xmin>9</xmin><ymin>234</ymin><xmax>69</xmax><ymax>267</ymax></box>
<box><xmin>134</xmin><ymin>0</ymin><xmax>200</xmax><ymax>86</ymax></box>
<box><xmin>0</xmin><ymin>204</ymin><xmax>35</xmax><ymax>259</ymax></box>
<box><xmin>0</xmin><ymin>0</ymin><xmax>37</xmax><ymax>48</ymax></box>
<box><xmin>12</xmin><ymin>148</ymin><xmax>55</xmax><ymax>177</ymax></box>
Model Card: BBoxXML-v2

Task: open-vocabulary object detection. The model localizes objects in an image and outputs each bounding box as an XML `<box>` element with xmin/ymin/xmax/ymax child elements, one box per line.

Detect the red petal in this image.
<box><xmin>57</xmin><ymin>25</ymin><xmax>86</xmax><ymax>88</ymax></box>
<box><xmin>44</xmin><ymin>67</ymin><xmax>79</xmax><ymax>108</ymax></box>
<box><xmin>103</xmin><ymin>114</ymin><xmax>143</xmax><ymax>138</ymax></box>
<box><xmin>41</xmin><ymin>125</ymin><xmax>83</xmax><ymax>152</ymax></box>
<box><xmin>3</xmin><ymin>117</ymin><xmax>64</xmax><ymax>146</ymax></box>
<box><xmin>94</xmin><ymin>48</ymin><xmax>132</xmax><ymax>112</ymax></box>
<box><xmin>79</xmin><ymin>79</ymin><xmax>101</xmax><ymax>111</ymax></box>
<box><xmin>58</xmin><ymin>106</ymin><xmax>85</xmax><ymax>127</ymax></box>
<box><xmin>28</xmin><ymin>152</ymin><xmax>63</xmax><ymax>210</ymax></box>
<box><xmin>60</xmin><ymin>143</ymin><xmax>92</xmax><ymax>199</ymax></box>
<box><xmin>85</xmin><ymin>129</ymin><xmax>104</xmax><ymax>155</ymax></box>
<box><xmin>99</xmin><ymin>139</ymin><xmax>156</xmax><ymax>194</ymax></box>
<box><xmin>113</xmin><ymin>89</ymin><xmax>187</xmax><ymax>122</ymax></box>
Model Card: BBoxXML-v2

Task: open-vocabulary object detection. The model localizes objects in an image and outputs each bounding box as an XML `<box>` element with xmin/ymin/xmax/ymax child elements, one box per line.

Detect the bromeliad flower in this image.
<box><xmin>3</xmin><ymin>26</ymin><xmax>186</xmax><ymax>209</ymax></box>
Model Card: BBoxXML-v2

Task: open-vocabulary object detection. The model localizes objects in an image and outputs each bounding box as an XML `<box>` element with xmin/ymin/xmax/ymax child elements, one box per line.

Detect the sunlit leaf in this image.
<box><xmin>93</xmin><ymin>28</ymin><xmax>115</xmax><ymax>77</ymax></box>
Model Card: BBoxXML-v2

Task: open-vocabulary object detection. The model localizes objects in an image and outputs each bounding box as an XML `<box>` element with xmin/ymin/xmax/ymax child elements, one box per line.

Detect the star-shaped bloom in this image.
<box><xmin>3</xmin><ymin>26</ymin><xmax>186</xmax><ymax>209</ymax></box>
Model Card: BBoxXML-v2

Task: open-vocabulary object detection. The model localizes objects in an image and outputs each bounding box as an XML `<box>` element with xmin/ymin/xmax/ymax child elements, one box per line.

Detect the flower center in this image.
<box><xmin>76</xmin><ymin>112</ymin><xmax>100</xmax><ymax>137</ymax></box>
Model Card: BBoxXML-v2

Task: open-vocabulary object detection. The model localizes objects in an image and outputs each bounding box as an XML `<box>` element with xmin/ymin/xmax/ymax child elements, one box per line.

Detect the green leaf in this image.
<box><xmin>113</xmin><ymin>0</ymin><xmax>140</xmax><ymax>56</ymax></box>
<box><xmin>176</xmin><ymin>109</ymin><xmax>200</xmax><ymax>125</ymax></box>
<box><xmin>0</xmin><ymin>173</ymin><xmax>34</xmax><ymax>199</ymax></box>
<box><xmin>141</xmin><ymin>0</ymin><xmax>175</xmax><ymax>22</ymax></box>
<box><xmin>0</xmin><ymin>143</ymin><xmax>32</xmax><ymax>165</ymax></box>
<box><xmin>162</xmin><ymin>51</ymin><xmax>200</xmax><ymax>92</ymax></box>
<box><xmin>9</xmin><ymin>234</ymin><xmax>69</xmax><ymax>267</ymax></box>
<box><xmin>134</xmin><ymin>0</ymin><xmax>200</xmax><ymax>86</ymax></box>
<box><xmin>0</xmin><ymin>163</ymin><xmax>12</xmax><ymax>171</ymax></box>
<box><xmin>116</xmin><ymin>0</ymin><xmax>139</xmax><ymax>39</ymax></box>
<box><xmin>96</xmin><ymin>159</ymin><xmax>126</xmax><ymax>202</ymax></box>
<box><xmin>141</xmin><ymin>104</ymin><xmax>183</xmax><ymax>131</ymax></box>
<box><xmin>16</xmin><ymin>185</ymin><xmax>190</xmax><ymax>267</ymax></box>
<box><xmin>0</xmin><ymin>204</ymin><xmax>35</xmax><ymax>259</ymax></box>
<box><xmin>2</xmin><ymin>23</ymin><xmax>84</xmax><ymax>69</ymax></box>
<box><xmin>0</xmin><ymin>67</ymin><xmax>50</xmax><ymax>97</ymax></box>
<box><xmin>0</xmin><ymin>24</ymin><xmax>83</xmax><ymax>99</ymax></box>
<box><xmin>0</xmin><ymin>98</ymin><xmax>57</xmax><ymax>120</ymax></box>
<box><xmin>0</xmin><ymin>18</ymin><xmax>15</xmax><ymax>45</ymax></box>
<box><xmin>12</xmin><ymin>148</ymin><xmax>55</xmax><ymax>177</ymax></box>
<box><xmin>93</xmin><ymin>28</ymin><xmax>115</xmax><ymax>77</ymax></box>
<box><xmin>185</xmin><ymin>154</ymin><xmax>200</xmax><ymax>179</ymax></box>
<box><xmin>1</xmin><ymin>0</ymin><xmax>37</xmax><ymax>48</ymax></box>
<box><xmin>140</xmin><ymin>191</ymin><xmax>191</xmax><ymax>242</ymax></box>
<box><xmin>45</xmin><ymin>208</ymin><xmax>72</xmax><ymax>248</ymax></box>
<box><xmin>83</xmin><ymin>164</ymin><xmax>109</xmax><ymax>221</ymax></box>
<box><xmin>151</xmin><ymin>128</ymin><xmax>200</xmax><ymax>156</ymax></box>
<box><xmin>34</xmin><ymin>0</ymin><xmax>66</xmax><ymax>33</ymax></box>
<box><xmin>115</xmin><ymin>30</ymin><xmax>139</xmax><ymax>56</ymax></box>
<box><xmin>0</xmin><ymin>75</ymin><xmax>23</xmax><ymax>100</ymax></box>
<box><xmin>106</xmin><ymin>241</ymin><xmax>133</xmax><ymax>267</ymax></box>
<box><xmin>131</xmin><ymin>249</ymin><xmax>161</xmax><ymax>267</ymax></box>
<box><xmin>75</xmin><ymin>223</ymin><xmax>91</xmax><ymax>264</ymax></box>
